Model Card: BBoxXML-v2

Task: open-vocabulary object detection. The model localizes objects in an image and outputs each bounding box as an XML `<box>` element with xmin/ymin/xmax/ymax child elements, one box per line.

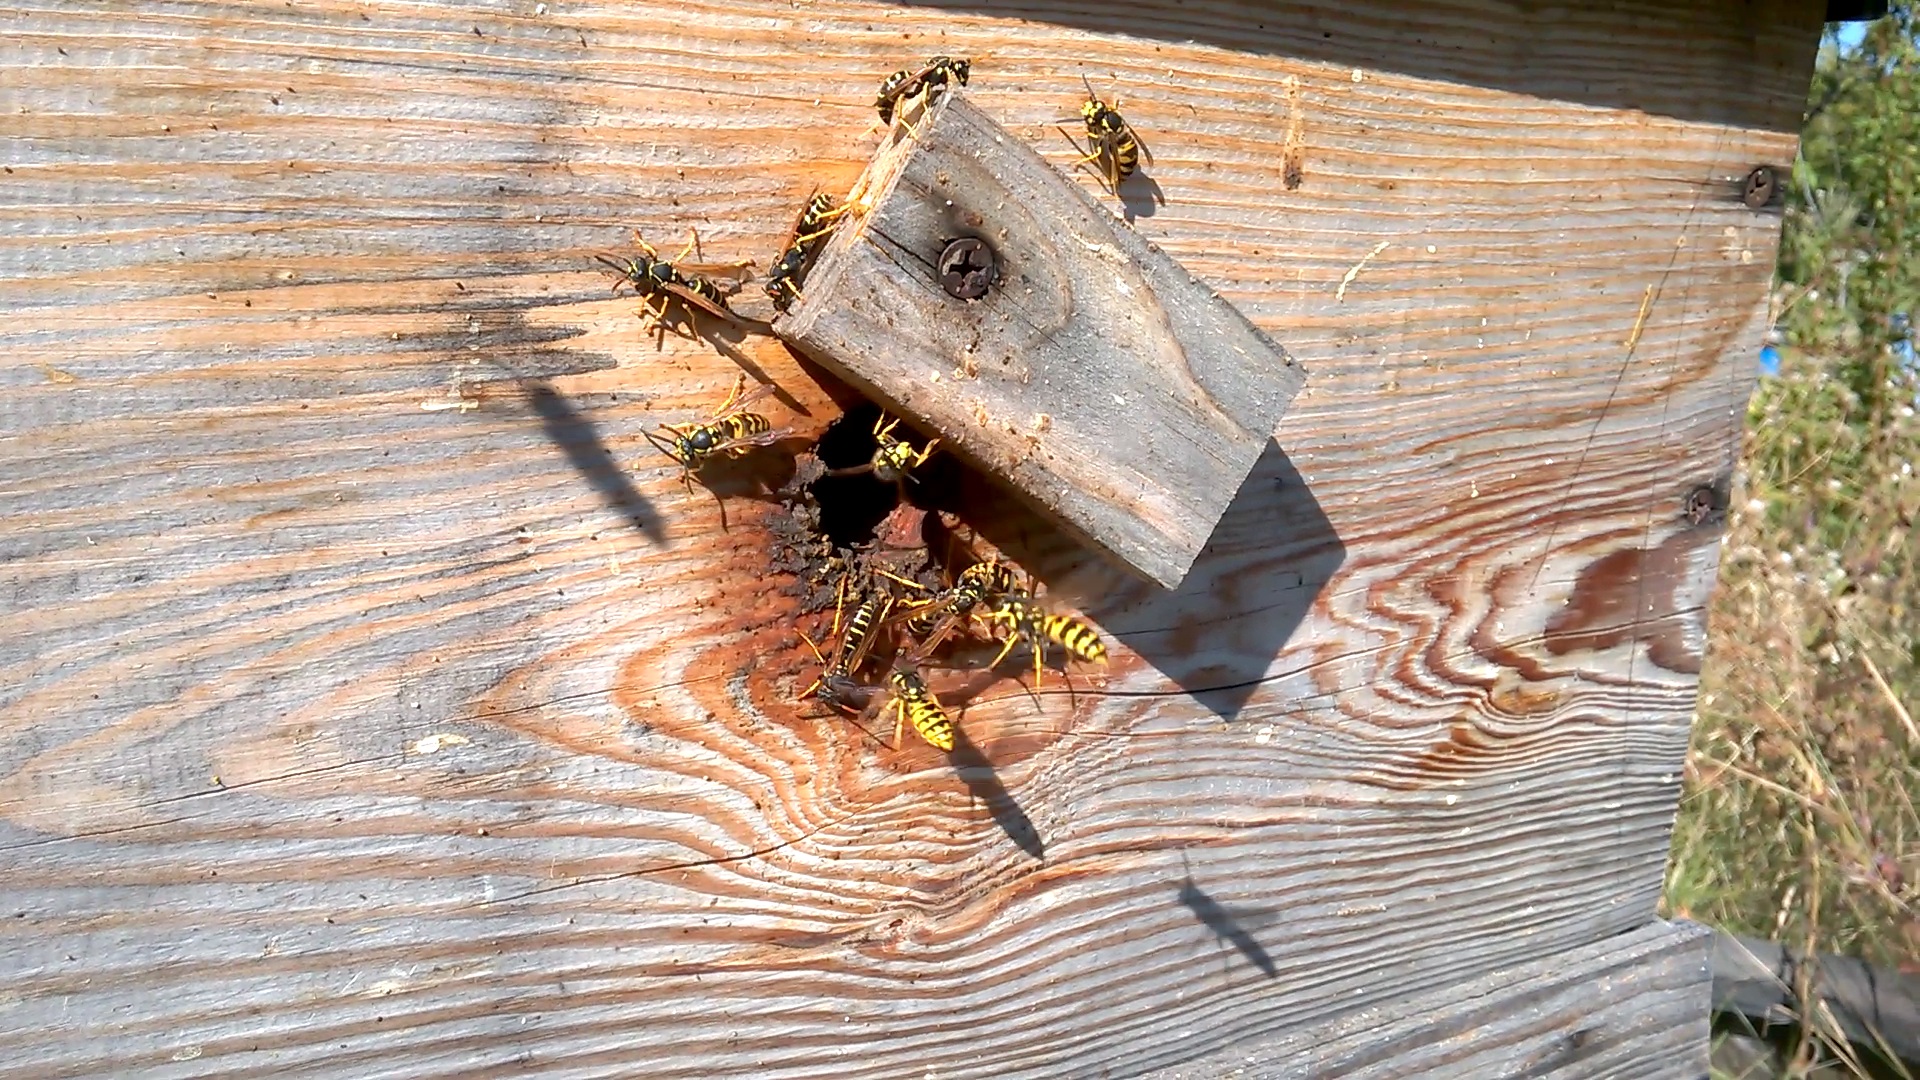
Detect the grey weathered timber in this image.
<box><xmin>0</xmin><ymin>0</ymin><xmax>1825</xmax><ymax>1076</ymax></box>
<box><xmin>1144</xmin><ymin>920</ymin><xmax>1714</xmax><ymax>1079</ymax></box>
<box><xmin>774</xmin><ymin>90</ymin><xmax>1305</xmax><ymax>589</ymax></box>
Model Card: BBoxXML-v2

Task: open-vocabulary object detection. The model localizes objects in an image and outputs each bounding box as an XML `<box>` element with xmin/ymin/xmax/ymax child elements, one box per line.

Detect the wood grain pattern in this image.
<box><xmin>777</xmin><ymin>90</ymin><xmax>1304</xmax><ymax>588</ymax></box>
<box><xmin>1144</xmin><ymin>920</ymin><xmax>1713</xmax><ymax>1079</ymax></box>
<box><xmin>0</xmin><ymin>0</ymin><xmax>1819</xmax><ymax>1075</ymax></box>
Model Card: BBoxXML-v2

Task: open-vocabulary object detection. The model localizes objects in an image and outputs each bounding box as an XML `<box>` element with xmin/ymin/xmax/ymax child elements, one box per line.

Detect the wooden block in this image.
<box><xmin>773</xmin><ymin>89</ymin><xmax>1305</xmax><ymax>589</ymax></box>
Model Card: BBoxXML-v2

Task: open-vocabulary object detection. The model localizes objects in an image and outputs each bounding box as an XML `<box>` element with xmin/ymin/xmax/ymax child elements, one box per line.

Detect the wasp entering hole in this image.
<box><xmin>807</xmin><ymin>402</ymin><xmax>961</xmax><ymax>547</ymax></box>
<box><xmin>809</xmin><ymin>403</ymin><xmax>901</xmax><ymax>548</ymax></box>
<box><xmin>766</xmin><ymin>388</ymin><xmax>1108</xmax><ymax>757</ymax></box>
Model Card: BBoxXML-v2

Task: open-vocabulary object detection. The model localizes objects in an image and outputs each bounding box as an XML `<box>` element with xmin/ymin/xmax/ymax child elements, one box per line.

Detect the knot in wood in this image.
<box><xmin>938</xmin><ymin>237</ymin><xmax>995</xmax><ymax>299</ymax></box>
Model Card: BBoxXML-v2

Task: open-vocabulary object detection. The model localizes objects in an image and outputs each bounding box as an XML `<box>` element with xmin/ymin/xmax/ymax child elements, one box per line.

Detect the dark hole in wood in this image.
<box><xmin>808</xmin><ymin>402</ymin><xmax>901</xmax><ymax>547</ymax></box>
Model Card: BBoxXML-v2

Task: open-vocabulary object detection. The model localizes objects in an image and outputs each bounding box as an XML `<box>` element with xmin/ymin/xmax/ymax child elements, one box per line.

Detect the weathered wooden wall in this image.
<box><xmin>0</xmin><ymin>0</ymin><xmax>1819</xmax><ymax>1076</ymax></box>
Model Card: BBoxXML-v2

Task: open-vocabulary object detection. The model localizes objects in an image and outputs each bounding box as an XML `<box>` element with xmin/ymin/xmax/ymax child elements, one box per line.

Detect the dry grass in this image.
<box><xmin>1666</xmin><ymin>342</ymin><xmax>1919</xmax><ymax>1076</ymax></box>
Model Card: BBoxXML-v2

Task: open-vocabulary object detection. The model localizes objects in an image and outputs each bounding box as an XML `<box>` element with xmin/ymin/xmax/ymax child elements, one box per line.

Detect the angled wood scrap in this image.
<box><xmin>774</xmin><ymin>90</ymin><xmax>1305</xmax><ymax>589</ymax></box>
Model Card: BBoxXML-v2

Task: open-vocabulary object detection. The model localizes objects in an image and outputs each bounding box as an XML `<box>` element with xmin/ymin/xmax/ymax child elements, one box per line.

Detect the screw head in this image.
<box><xmin>938</xmin><ymin>237</ymin><xmax>995</xmax><ymax>299</ymax></box>
<box><xmin>1743</xmin><ymin>166</ymin><xmax>1777</xmax><ymax>209</ymax></box>
<box><xmin>1683</xmin><ymin>485</ymin><xmax>1721</xmax><ymax>526</ymax></box>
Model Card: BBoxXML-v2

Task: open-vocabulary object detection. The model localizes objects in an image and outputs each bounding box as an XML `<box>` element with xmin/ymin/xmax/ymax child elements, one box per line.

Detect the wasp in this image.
<box><xmin>886</xmin><ymin>558</ymin><xmax>1016</xmax><ymax>646</ymax></box>
<box><xmin>796</xmin><ymin>574</ymin><xmax>895</xmax><ymax>707</ymax></box>
<box><xmin>828</xmin><ymin>414</ymin><xmax>939</xmax><ymax>486</ymax></box>
<box><xmin>1059</xmin><ymin>74</ymin><xmax>1153</xmax><ymax>196</ymax></box>
<box><xmin>983</xmin><ymin>591</ymin><xmax>1107</xmax><ymax>687</ymax></box>
<box><xmin>875</xmin><ymin>55</ymin><xmax>971</xmax><ymax>127</ymax></box>
<box><xmin>766</xmin><ymin>191</ymin><xmax>852</xmax><ymax>314</ymax></box>
<box><xmin>595</xmin><ymin>228</ymin><xmax>753</xmax><ymax>338</ymax></box>
<box><xmin>642</xmin><ymin>375</ymin><xmax>789</xmax><ymax>489</ymax></box>
<box><xmin>887</xmin><ymin>665</ymin><xmax>955</xmax><ymax>752</ymax></box>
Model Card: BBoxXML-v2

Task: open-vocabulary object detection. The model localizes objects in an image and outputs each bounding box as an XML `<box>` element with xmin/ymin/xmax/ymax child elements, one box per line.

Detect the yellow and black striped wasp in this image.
<box><xmin>765</xmin><ymin>190</ymin><xmax>852</xmax><ymax>314</ymax></box>
<box><xmin>1058</xmin><ymin>74</ymin><xmax>1153</xmax><ymax>196</ymax></box>
<box><xmin>827</xmin><ymin>414</ymin><xmax>939</xmax><ymax>486</ymax></box>
<box><xmin>795</xmin><ymin>575</ymin><xmax>953</xmax><ymax>752</ymax></box>
<box><xmin>595</xmin><ymin>228</ymin><xmax>753</xmax><ymax>339</ymax></box>
<box><xmin>983</xmin><ymin>589</ymin><xmax>1108</xmax><ymax>688</ymax></box>
<box><xmin>642</xmin><ymin>374</ymin><xmax>790</xmax><ymax>491</ymax></box>
<box><xmin>875</xmin><ymin>55</ymin><xmax>971</xmax><ymax>128</ymax></box>
<box><xmin>796</xmin><ymin>571</ymin><xmax>895</xmax><ymax>710</ymax></box>
<box><xmin>885</xmin><ymin>664</ymin><xmax>954</xmax><ymax>752</ymax></box>
<box><xmin>882</xmin><ymin>558</ymin><xmax>1017</xmax><ymax>658</ymax></box>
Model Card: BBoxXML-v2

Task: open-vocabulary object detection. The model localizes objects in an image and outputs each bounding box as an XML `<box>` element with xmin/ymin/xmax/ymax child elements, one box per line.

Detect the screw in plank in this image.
<box><xmin>938</xmin><ymin>237</ymin><xmax>995</xmax><ymax>299</ymax></box>
<box><xmin>1742</xmin><ymin>166</ymin><xmax>1777</xmax><ymax>209</ymax></box>
<box><xmin>1683</xmin><ymin>485</ymin><xmax>1722</xmax><ymax>526</ymax></box>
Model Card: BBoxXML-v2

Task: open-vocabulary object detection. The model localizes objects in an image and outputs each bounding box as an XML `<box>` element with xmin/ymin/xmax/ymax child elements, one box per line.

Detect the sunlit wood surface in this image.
<box><xmin>0</xmin><ymin>0</ymin><xmax>1819</xmax><ymax>1075</ymax></box>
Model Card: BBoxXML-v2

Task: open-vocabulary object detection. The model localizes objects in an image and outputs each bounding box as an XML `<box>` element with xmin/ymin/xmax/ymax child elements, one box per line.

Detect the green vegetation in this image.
<box><xmin>1664</xmin><ymin>5</ymin><xmax>1919</xmax><ymax>1075</ymax></box>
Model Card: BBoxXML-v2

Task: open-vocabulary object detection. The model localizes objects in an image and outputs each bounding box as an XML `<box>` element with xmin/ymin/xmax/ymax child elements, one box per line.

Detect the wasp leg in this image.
<box><xmin>634</xmin><ymin>290</ymin><xmax>673</xmax><ymax>331</ymax></box>
<box><xmin>872</xmin><ymin>567</ymin><xmax>933</xmax><ymax>595</ymax></box>
<box><xmin>830</xmin><ymin>570</ymin><xmax>853</xmax><ymax>637</ymax></box>
<box><xmin>674</xmin><ymin>227</ymin><xmax>701</xmax><ymax>265</ymax></box>
<box><xmin>794</xmin><ymin>627</ymin><xmax>833</xmax><ymax>703</ymax></box>
<box><xmin>1056</xmin><ymin>126</ymin><xmax>1101</xmax><ymax>166</ymax></box>
<box><xmin>629</xmin><ymin>229</ymin><xmax>662</xmax><ymax>262</ymax></box>
<box><xmin>709</xmin><ymin>373</ymin><xmax>747</xmax><ymax>419</ymax></box>
<box><xmin>985</xmin><ymin>621</ymin><xmax>1023</xmax><ymax>672</ymax></box>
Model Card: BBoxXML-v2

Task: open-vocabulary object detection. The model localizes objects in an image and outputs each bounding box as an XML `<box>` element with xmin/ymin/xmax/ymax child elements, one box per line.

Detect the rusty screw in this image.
<box><xmin>1743</xmin><ymin>166</ymin><xmax>1777</xmax><ymax>210</ymax></box>
<box><xmin>938</xmin><ymin>237</ymin><xmax>995</xmax><ymax>299</ymax></box>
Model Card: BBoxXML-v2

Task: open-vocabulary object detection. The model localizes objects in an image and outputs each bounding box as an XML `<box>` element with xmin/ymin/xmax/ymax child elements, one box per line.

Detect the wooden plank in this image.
<box><xmin>0</xmin><ymin>0</ymin><xmax>1820</xmax><ymax>1076</ymax></box>
<box><xmin>776</xmin><ymin>89</ymin><xmax>1305</xmax><ymax>588</ymax></box>
<box><xmin>1143</xmin><ymin>920</ymin><xmax>1713</xmax><ymax>1079</ymax></box>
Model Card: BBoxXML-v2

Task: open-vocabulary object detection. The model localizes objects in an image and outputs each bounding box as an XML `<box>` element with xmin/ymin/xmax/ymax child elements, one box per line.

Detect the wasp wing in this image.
<box><xmin>778</xmin><ymin>187</ymin><xmax>822</xmax><ymax>252</ymax></box>
<box><xmin>1100</xmin><ymin>138</ymin><xmax>1124</xmax><ymax>195</ymax></box>
<box><xmin>707</xmin><ymin>425</ymin><xmax>794</xmax><ymax>458</ymax></box>
<box><xmin>674</xmin><ymin>260</ymin><xmax>756</xmax><ymax>284</ymax></box>
<box><xmin>660</xmin><ymin>279</ymin><xmax>741</xmax><ymax>323</ymax></box>
<box><xmin>835</xmin><ymin>589</ymin><xmax>897</xmax><ymax>678</ymax></box>
<box><xmin>708</xmin><ymin>379</ymin><xmax>781</xmax><ymax>420</ymax></box>
<box><xmin>1125</xmin><ymin>119</ymin><xmax>1154</xmax><ymax>167</ymax></box>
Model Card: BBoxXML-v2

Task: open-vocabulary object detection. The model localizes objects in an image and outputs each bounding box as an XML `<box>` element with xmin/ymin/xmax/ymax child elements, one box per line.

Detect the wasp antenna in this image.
<box><xmin>1082</xmin><ymin>73</ymin><xmax>1097</xmax><ymax>99</ymax></box>
<box><xmin>593</xmin><ymin>253</ymin><xmax>636</xmax><ymax>291</ymax></box>
<box><xmin>640</xmin><ymin>427</ymin><xmax>686</xmax><ymax>465</ymax></box>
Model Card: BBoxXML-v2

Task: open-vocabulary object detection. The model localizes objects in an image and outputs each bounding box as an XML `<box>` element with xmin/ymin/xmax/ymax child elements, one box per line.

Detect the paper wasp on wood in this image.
<box><xmin>796</xmin><ymin>572</ymin><xmax>895</xmax><ymax>709</ymax></box>
<box><xmin>594</xmin><ymin>228</ymin><xmax>753</xmax><ymax>339</ymax></box>
<box><xmin>1058</xmin><ymin>74</ymin><xmax>1153</xmax><ymax>196</ymax></box>
<box><xmin>875</xmin><ymin>55</ymin><xmax>971</xmax><ymax>127</ymax></box>
<box><xmin>793</xmin><ymin>574</ymin><xmax>951</xmax><ymax>752</ymax></box>
<box><xmin>642</xmin><ymin>374</ymin><xmax>790</xmax><ymax>491</ymax></box>
<box><xmin>766</xmin><ymin>191</ymin><xmax>852</xmax><ymax>314</ymax></box>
